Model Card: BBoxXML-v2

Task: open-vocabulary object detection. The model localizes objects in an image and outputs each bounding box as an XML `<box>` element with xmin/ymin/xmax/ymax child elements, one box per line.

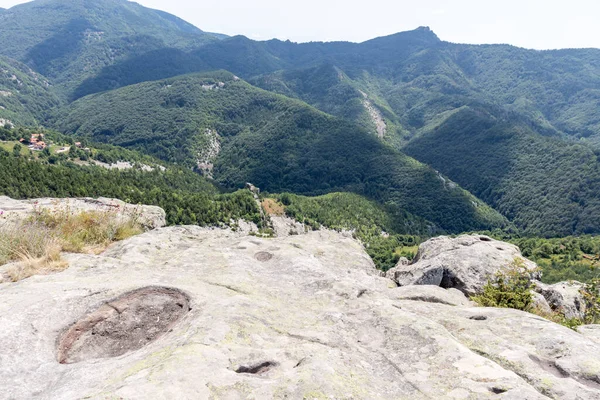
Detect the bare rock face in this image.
<box><xmin>0</xmin><ymin>196</ymin><xmax>166</xmax><ymax>229</ymax></box>
<box><xmin>387</xmin><ymin>235</ymin><xmax>539</xmax><ymax>296</ymax></box>
<box><xmin>1</xmin><ymin>227</ymin><xmax>600</xmax><ymax>399</ymax></box>
<box><xmin>535</xmin><ymin>281</ymin><xmax>587</xmax><ymax>320</ymax></box>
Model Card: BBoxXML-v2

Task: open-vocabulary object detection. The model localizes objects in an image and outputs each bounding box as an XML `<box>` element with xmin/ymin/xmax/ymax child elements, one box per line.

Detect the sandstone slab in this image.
<box><xmin>1</xmin><ymin>228</ymin><xmax>598</xmax><ymax>399</ymax></box>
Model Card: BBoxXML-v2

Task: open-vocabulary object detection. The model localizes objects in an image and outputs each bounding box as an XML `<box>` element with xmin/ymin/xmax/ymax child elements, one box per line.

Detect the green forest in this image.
<box><xmin>54</xmin><ymin>72</ymin><xmax>506</xmax><ymax>234</ymax></box>
<box><xmin>0</xmin><ymin>128</ymin><xmax>261</xmax><ymax>228</ymax></box>
<box><xmin>1</xmin><ymin>0</ymin><xmax>600</xmax><ymax>282</ymax></box>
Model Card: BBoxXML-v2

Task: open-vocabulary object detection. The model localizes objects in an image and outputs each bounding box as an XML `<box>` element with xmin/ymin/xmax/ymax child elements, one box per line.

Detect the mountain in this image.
<box><xmin>54</xmin><ymin>71</ymin><xmax>506</xmax><ymax>234</ymax></box>
<box><xmin>2</xmin><ymin>1</ymin><xmax>600</xmax><ymax>238</ymax></box>
<box><xmin>70</xmin><ymin>27</ymin><xmax>441</xmax><ymax>100</ymax></box>
<box><xmin>403</xmin><ymin>106</ymin><xmax>600</xmax><ymax>237</ymax></box>
<box><xmin>0</xmin><ymin>56</ymin><xmax>61</xmax><ymax>126</ymax></box>
<box><xmin>59</xmin><ymin>24</ymin><xmax>600</xmax><ymax>146</ymax></box>
<box><xmin>0</xmin><ymin>0</ymin><xmax>221</xmax><ymax>98</ymax></box>
<box><xmin>0</xmin><ymin>126</ymin><xmax>261</xmax><ymax>228</ymax></box>
<box><xmin>72</xmin><ymin>35</ymin><xmax>289</xmax><ymax>99</ymax></box>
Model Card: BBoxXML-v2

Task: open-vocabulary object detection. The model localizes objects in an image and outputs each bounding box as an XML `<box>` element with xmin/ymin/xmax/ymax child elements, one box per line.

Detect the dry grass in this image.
<box><xmin>261</xmin><ymin>198</ymin><xmax>285</xmax><ymax>216</ymax></box>
<box><xmin>37</xmin><ymin>209</ymin><xmax>143</xmax><ymax>253</ymax></box>
<box><xmin>0</xmin><ymin>222</ymin><xmax>51</xmax><ymax>266</ymax></box>
<box><xmin>4</xmin><ymin>245</ymin><xmax>69</xmax><ymax>282</ymax></box>
<box><xmin>0</xmin><ymin>206</ymin><xmax>144</xmax><ymax>282</ymax></box>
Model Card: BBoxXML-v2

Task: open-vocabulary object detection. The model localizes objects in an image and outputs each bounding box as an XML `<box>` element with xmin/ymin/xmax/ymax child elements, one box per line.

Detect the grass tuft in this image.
<box><xmin>0</xmin><ymin>205</ymin><xmax>144</xmax><ymax>281</ymax></box>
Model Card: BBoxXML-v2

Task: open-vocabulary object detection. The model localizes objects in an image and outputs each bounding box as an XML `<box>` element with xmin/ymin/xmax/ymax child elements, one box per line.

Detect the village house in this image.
<box><xmin>20</xmin><ymin>133</ymin><xmax>47</xmax><ymax>151</ymax></box>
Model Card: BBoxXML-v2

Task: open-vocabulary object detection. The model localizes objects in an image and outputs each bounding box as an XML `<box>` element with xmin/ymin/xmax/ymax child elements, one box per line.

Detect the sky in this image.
<box><xmin>2</xmin><ymin>0</ymin><xmax>600</xmax><ymax>49</ymax></box>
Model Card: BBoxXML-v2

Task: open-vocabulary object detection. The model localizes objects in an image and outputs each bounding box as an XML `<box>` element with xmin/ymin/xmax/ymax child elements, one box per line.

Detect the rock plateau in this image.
<box><xmin>2</xmin><ymin>226</ymin><xmax>600</xmax><ymax>399</ymax></box>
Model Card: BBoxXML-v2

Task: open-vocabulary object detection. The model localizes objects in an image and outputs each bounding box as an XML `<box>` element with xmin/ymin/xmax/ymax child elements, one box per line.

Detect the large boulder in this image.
<box><xmin>0</xmin><ymin>196</ymin><xmax>166</xmax><ymax>229</ymax></box>
<box><xmin>386</xmin><ymin>235</ymin><xmax>538</xmax><ymax>296</ymax></box>
<box><xmin>1</xmin><ymin>227</ymin><xmax>599</xmax><ymax>399</ymax></box>
<box><xmin>534</xmin><ymin>281</ymin><xmax>587</xmax><ymax>320</ymax></box>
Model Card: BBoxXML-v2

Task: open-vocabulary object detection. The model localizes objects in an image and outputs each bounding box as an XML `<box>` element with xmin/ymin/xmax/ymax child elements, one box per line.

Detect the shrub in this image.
<box><xmin>0</xmin><ymin>221</ymin><xmax>56</xmax><ymax>265</ymax></box>
<box><xmin>472</xmin><ymin>258</ymin><xmax>600</xmax><ymax>330</ymax></box>
<box><xmin>472</xmin><ymin>258</ymin><xmax>535</xmax><ymax>311</ymax></box>
<box><xmin>581</xmin><ymin>278</ymin><xmax>600</xmax><ymax>324</ymax></box>
<box><xmin>4</xmin><ymin>245</ymin><xmax>68</xmax><ymax>282</ymax></box>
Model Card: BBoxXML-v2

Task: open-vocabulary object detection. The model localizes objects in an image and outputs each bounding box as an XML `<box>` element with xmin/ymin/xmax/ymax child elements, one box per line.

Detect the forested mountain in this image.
<box><xmin>0</xmin><ymin>56</ymin><xmax>61</xmax><ymax>126</ymax></box>
<box><xmin>0</xmin><ymin>145</ymin><xmax>261</xmax><ymax>227</ymax></box>
<box><xmin>1</xmin><ymin>0</ymin><xmax>600</xmax><ymax>239</ymax></box>
<box><xmin>0</xmin><ymin>0</ymin><xmax>222</xmax><ymax>98</ymax></box>
<box><xmin>43</xmin><ymin>23</ymin><xmax>600</xmax><ymax>147</ymax></box>
<box><xmin>403</xmin><ymin>106</ymin><xmax>600</xmax><ymax>236</ymax></box>
<box><xmin>54</xmin><ymin>71</ymin><xmax>506</xmax><ymax>233</ymax></box>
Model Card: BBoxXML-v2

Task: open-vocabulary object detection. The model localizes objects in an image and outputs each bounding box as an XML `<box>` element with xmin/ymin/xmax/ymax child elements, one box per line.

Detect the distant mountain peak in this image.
<box><xmin>361</xmin><ymin>26</ymin><xmax>440</xmax><ymax>48</ymax></box>
<box><xmin>399</xmin><ymin>26</ymin><xmax>440</xmax><ymax>40</ymax></box>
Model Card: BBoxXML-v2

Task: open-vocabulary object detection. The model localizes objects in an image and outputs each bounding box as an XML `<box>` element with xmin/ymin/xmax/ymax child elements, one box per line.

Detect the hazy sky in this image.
<box><xmin>3</xmin><ymin>0</ymin><xmax>600</xmax><ymax>49</ymax></box>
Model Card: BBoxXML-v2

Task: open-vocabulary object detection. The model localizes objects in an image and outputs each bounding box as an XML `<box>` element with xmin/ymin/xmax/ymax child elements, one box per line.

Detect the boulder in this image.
<box><xmin>531</xmin><ymin>291</ymin><xmax>554</xmax><ymax>315</ymax></box>
<box><xmin>389</xmin><ymin>285</ymin><xmax>474</xmax><ymax>306</ymax></box>
<box><xmin>386</xmin><ymin>235</ymin><xmax>538</xmax><ymax>296</ymax></box>
<box><xmin>534</xmin><ymin>281</ymin><xmax>587</xmax><ymax>320</ymax></box>
<box><xmin>1</xmin><ymin>227</ymin><xmax>599</xmax><ymax>399</ymax></box>
<box><xmin>0</xmin><ymin>196</ymin><xmax>166</xmax><ymax>229</ymax></box>
<box><xmin>396</xmin><ymin>256</ymin><xmax>410</xmax><ymax>266</ymax></box>
<box><xmin>270</xmin><ymin>215</ymin><xmax>307</xmax><ymax>237</ymax></box>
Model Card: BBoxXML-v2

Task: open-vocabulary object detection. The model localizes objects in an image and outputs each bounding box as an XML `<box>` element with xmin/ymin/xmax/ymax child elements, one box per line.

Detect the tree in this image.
<box><xmin>12</xmin><ymin>143</ymin><xmax>22</xmax><ymax>157</ymax></box>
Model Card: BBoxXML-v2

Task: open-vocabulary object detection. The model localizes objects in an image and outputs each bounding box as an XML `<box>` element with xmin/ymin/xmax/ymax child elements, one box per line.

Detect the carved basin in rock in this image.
<box><xmin>57</xmin><ymin>287</ymin><xmax>190</xmax><ymax>364</ymax></box>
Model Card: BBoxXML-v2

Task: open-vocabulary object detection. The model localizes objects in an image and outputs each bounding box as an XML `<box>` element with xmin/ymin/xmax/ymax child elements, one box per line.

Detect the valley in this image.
<box><xmin>0</xmin><ymin>0</ymin><xmax>599</xmax><ymax>283</ymax></box>
<box><xmin>2</xmin><ymin>1</ymin><xmax>600</xmax><ymax>398</ymax></box>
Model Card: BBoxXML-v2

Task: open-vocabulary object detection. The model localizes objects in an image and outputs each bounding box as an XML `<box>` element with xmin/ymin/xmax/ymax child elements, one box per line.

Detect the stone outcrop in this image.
<box><xmin>386</xmin><ymin>235</ymin><xmax>539</xmax><ymax>295</ymax></box>
<box><xmin>535</xmin><ymin>281</ymin><xmax>587</xmax><ymax>320</ymax></box>
<box><xmin>2</xmin><ymin>227</ymin><xmax>600</xmax><ymax>399</ymax></box>
<box><xmin>0</xmin><ymin>196</ymin><xmax>166</xmax><ymax>229</ymax></box>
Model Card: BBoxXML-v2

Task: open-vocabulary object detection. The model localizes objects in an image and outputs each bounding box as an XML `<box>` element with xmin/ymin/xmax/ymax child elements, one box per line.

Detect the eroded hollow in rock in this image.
<box><xmin>470</xmin><ymin>315</ymin><xmax>488</xmax><ymax>321</ymax></box>
<box><xmin>440</xmin><ymin>269</ymin><xmax>463</xmax><ymax>291</ymax></box>
<box><xmin>57</xmin><ymin>287</ymin><xmax>190</xmax><ymax>364</ymax></box>
<box><xmin>235</xmin><ymin>361</ymin><xmax>278</xmax><ymax>375</ymax></box>
<box><xmin>254</xmin><ymin>251</ymin><xmax>273</xmax><ymax>262</ymax></box>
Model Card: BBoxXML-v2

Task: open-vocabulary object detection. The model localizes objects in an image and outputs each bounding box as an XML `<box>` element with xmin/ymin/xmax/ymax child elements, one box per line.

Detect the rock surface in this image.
<box><xmin>270</xmin><ymin>215</ymin><xmax>308</xmax><ymax>237</ymax></box>
<box><xmin>0</xmin><ymin>196</ymin><xmax>166</xmax><ymax>229</ymax></box>
<box><xmin>535</xmin><ymin>281</ymin><xmax>587</xmax><ymax>320</ymax></box>
<box><xmin>387</xmin><ymin>235</ymin><xmax>539</xmax><ymax>295</ymax></box>
<box><xmin>1</xmin><ymin>227</ymin><xmax>600</xmax><ymax>399</ymax></box>
<box><xmin>578</xmin><ymin>325</ymin><xmax>600</xmax><ymax>345</ymax></box>
<box><xmin>389</xmin><ymin>284</ymin><xmax>474</xmax><ymax>307</ymax></box>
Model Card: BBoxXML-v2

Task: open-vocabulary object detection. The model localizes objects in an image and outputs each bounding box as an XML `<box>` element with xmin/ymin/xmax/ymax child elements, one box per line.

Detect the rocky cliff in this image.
<box><xmin>2</xmin><ymin>225</ymin><xmax>600</xmax><ymax>399</ymax></box>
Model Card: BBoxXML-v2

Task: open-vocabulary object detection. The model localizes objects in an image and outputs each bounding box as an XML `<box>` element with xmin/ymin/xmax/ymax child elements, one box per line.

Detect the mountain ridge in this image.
<box><xmin>0</xmin><ymin>0</ymin><xmax>222</xmax><ymax>97</ymax></box>
<box><xmin>1</xmin><ymin>0</ymin><xmax>600</xmax><ymax>238</ymax></box>
<box><xmin>55</xmin><ymin>71</ymin><xmax>507</xmax><ymax>234</ymax></box>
